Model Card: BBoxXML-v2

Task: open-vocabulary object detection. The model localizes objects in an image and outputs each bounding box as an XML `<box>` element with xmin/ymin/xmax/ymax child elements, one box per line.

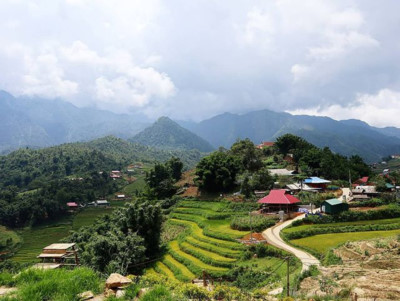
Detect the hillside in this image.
<box><xmin>0</xmin><ymin>136</ymin><xmax>203</xmax><ymax>190</ymax></box>
<box><xmin>0</xmin><ymin>91</ymin><xmax>149</xmax><ymax>153</ymax></box>
<box><xmin>181</xmin><ymin>110</ymin><xmax>400</xmax><ymax>162</ymax></box>
<box><xmin>129</xmin><ymin>117</ymin><xmax>214</xmax><ymax>152</ymax></box>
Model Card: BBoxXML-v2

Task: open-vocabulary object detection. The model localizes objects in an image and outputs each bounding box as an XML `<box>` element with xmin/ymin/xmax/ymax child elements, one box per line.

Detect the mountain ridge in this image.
<box><xmin>129</xmin><ymin>116</ymin><xmax>214</xmax><ymax>152</ymax></box>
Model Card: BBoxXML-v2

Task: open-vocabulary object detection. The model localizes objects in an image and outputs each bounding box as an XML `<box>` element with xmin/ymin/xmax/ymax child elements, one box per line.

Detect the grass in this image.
<box><xmin>154</xmin><ymin>262</ymin><xmax>176</xmax><ymax>280</ymax></box>
<box><xmin>180</xmin><ymin>241</ymin><xmax>236</xmax><ymax>265</ymax></box>
<box><xmin>169</xmin><ymin>241</ymin><xmax>228</xmax><ymax>272</ymax></box>
<box><xmin>184</xmin><ymin>236</ymin><xmax>242</xmax><ymax>258</ymax></box>
<box><xmin>13</xmin><ymin>224</ymin><xmax>72</xmax><ymax>263</ymax></box>
<box><xmin>123</xmin><ymin>178</ymin><xmax>146</xmax><ymax>194</ymax></box>
<box><xmin>162</xmin><ymin>254</ymin><xmax>195</xmax><ymax>281</ymax></box>
<box><xmin>0</xmin><ymin>226</ymin><xmax>21</xmax><ymax>254</ymax></box>
<box><xmin>291</xmin><ymin>229</ymin><xmax>400</xmax><ymax>255</ymax></box>
<box><xmin>169</xmin><ymin>219</ymin><xmax>243</xmax><ymax>250</ymax></box>
<box><xmin>283</xmin><ymin>217</ymin><xmax>400</xmax><ymax>234</ymax></box>
<box><xmin>0</xmin><ymin>267</ymin><xmax>102</xmax><ymax>301</ymax></box>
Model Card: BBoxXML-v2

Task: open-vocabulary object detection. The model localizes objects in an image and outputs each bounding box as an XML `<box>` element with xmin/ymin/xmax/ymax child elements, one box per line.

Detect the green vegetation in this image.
<box><xmin>0</xmin><ymin>267</ymin><xmax>102</xmax><ymax>301</ymax></box>
<box><xmin>275</xmin><ymin>134</ymin><xmax>371</xmax><ymax>179</ymax></box>
<box><xmin>145</xmin><ymin>157</ymin><xmax>183</xmax><ymax>199</ymax></box>
<box><xmin>68</xmin><ymin>201</ymin><xmax>162</xmax><ymax>274</ymax></box>
<box><xmin>0</xmin><ymin>226</ymin><xmax>21</xmax><ymax>258</ymax></box>
<box><xmin>291</xmin><ymin>229</ymin><xmax>400</xmax><ymax>255</ymax></box>
<box><xmin>231</xmin><ymin>215</ymin><xmax>276</xmax><ymax>232</ymax></box>
<box><xmin>129</xmin><ymin>116</ymin><xmax>214</xmax><ymax>152</ymax></box>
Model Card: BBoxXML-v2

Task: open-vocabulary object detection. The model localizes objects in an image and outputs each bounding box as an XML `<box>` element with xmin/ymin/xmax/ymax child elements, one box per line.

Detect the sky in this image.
<box><xmin>0</xmin><ymin>0</ymin><xmax>400</xmax><ymax>126</ymax></box>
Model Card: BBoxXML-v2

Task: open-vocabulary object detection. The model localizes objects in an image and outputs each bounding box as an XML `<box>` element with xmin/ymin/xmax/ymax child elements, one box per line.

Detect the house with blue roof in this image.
<box><xmin>304</xmin><ymin>177</ymin><xmax>331</xmax><ymax>190</ymax></box>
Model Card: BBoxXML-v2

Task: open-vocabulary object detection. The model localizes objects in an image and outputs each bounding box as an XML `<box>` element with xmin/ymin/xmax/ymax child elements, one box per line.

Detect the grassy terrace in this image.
<box><xmin>284</xmin><ymin>217</ymin><xmax>400</xmax><ymax>256</ymax></box>
<box><xmin>291</xmin><ymin>229</ymin><xmax>400</xmax><ymax>255</ymax></box>
<box><xmin>147</xmin><ymin>199</ymin><xmax>290</xmax><ymax>283</ymax></box>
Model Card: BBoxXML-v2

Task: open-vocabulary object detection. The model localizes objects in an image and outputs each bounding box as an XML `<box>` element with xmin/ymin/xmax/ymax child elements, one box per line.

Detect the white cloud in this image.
<box><xmin>22</xmin><ymin>53</ymin><xmax>79</xmax><ymax>98</ymax></box>
<box><xmin>288</xmin><ymin>89</ymin><xmax>400</xmax><ymax>127</ymax></box>
<box><xmin>0</xmin><ymin>0</ymin><xmax>398</xmax><ymax>121</ymax></box>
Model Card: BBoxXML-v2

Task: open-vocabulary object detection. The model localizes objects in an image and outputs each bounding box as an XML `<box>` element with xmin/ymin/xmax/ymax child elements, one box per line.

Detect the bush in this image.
<box><xmin>231</xmin><ymin>215</ymin><xmax>276</xmax><ymax>232</ymax></box>
<box><xmin>140</xmin><ymin>285</ymin><xmax>174</xmax><ymax>301</ymax></box>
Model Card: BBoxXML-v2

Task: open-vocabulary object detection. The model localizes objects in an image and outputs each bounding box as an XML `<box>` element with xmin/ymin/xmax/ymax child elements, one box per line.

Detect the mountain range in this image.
<box><xmin>179</xmin><ymin>110</ymin><xmax>400</xmax><ymax>163</ymax></box>
<box><xmin>0</xmin><ymin>91</ymin><xmax>149</xmax><ymax>153</ymax></box>
<box><xmin>2</xmin><ymin>90</ymin><xmax>400</xmax><ymax>162</ymax></box>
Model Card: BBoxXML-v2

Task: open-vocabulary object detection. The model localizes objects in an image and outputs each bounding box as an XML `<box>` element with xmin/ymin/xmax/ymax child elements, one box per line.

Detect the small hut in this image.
<box><xmin>35</xmin><ymin>243</ymin><xmax>79</xmax><ymax>269</ymax></box>
<box><xmin>320</xmin><ymin>199</ymin><xmax>349</xmax><ymax>215</ymax></box>
<box><xmin>258</xmin><ymin>189</ymin><xmax>301</xmax><ymax>213</ymax></box>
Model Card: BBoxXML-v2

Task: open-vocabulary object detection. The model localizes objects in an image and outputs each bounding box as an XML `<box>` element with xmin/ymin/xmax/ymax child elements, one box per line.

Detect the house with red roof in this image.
<box><xmin>66</xmin><ymin>202</ymin><xmax>78</xmax><ymax>211</ymax></box>
<box><xmin>256</xmin><ymin>141</ymin><xmax>275</xmax><ymax>149</ymax></box>
<box><xmin>258</xmin><ymin>189</ymin><xmax>301</xmax><ymax>213</ymax></box>
<box><xmin>354</xmin><ymin>176</ymin><xmax>369</xmax><ymax>186</ymax></box>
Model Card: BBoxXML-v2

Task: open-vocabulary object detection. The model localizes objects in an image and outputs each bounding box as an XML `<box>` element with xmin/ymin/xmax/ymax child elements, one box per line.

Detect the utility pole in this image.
<box><xmin>249</xmin><ymin>211</ymin><xmax>253</xmax><ymax>242</ymax></box>
<box><xmin>286</xmin><ymin>257</ymin><xmax>290</xmax><ymax>297</ymax></box>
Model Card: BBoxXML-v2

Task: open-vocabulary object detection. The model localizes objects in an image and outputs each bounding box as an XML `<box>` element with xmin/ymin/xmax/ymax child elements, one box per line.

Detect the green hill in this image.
<box><xmin>129</xmin><ymin>117</ymin><xmax>214</xmax><ymax>152</ymax></box>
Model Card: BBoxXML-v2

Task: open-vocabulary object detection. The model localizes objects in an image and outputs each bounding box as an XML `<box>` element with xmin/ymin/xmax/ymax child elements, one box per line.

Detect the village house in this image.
<box><xmin>286</xmin><ymin>183</ymin><xmax>319</xmax><ymax>193</ymax></box>
<box><xmin>110</xmin><ymin>170</ymin><xmax>122</xmax><ymax>179</ymax></box>
<box><xmin>268</xmin><ymin>168</ymin><xmax>295</xmax><ymax>176</ymax></box>
<box><xmin>256</xmin><ymin>141</ymin><xmax>275</xmax><ymax>149</ymax></box>
<box><xmin>303</xmin><ymin>177</ymin><xmax>331</xmax><ymax>190</ymax></box>
<box><xmin>320</xmin><ymin>199</ymin><xmax>349</xmax><ymax>215</ymax></box>
<box><xmin>352</xmin><ymin>185</ymin><xmax>379</xmax><ymax>198</ymax></box>
<box><xmin>258</xmin><ymin>189</ymin><xmax>301</xmax><ymax>215</ymax></box>
<box><xmin>354</xmin><ymin>176</ymin><xmax>369</xmax><ymax>186</ymax></box>
<box><xmin>96</xmin><ymin>200</ymin><xmax>110</xmax><ymax>207</ymax></box>
<box><xmin>66</xmin><ymin>202</ymin><xmax>79</xmax><ymax>211</ymax></box>
<box><xmin>35</xmin><ymin>243</ymin><xmax>79</xmax><ymax>269</ymax></box>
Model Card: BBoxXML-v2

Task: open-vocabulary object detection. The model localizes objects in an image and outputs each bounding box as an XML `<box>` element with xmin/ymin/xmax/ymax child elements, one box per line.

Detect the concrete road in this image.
<box><xmin>262</xmin><ymin>214</ymin><xmax>320</xmax><ymax>272</ymax></box>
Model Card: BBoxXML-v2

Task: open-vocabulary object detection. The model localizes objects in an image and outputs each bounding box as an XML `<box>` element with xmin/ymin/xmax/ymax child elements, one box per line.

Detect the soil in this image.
<box><xmin>239</xmin><ymin>232</ymin><xmax>267</xmax><ymax>244</ymax></box>
<box><xmin>298</xmin><ymin>238</ymin><xmax>400</xmax><ymax>300</ymax></box>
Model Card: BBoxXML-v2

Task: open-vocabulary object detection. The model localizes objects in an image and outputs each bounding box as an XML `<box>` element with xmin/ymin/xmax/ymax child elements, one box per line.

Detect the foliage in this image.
<box><xmin>231</xmin><ymin>215</ymin><xmax>276</xmax><ymax>232</ymax></box>
<box><xmin>230</xmin><ymin>139</ymin><xmax>263</xmax><ymax>172</ymax></box>
<box><xmin>145</xmin><ymin>158</ymin><xmax>183</xmax><ymax>199</ymax></box>
<box><xmin>195</xmin><ymin>150</ymin><xmax>241</xmax><ymax>192</ymax></box>
<box><xmin>67</xmin><ymin>201</ymin><xmax>162</xmax><ymax>274</ymax></box>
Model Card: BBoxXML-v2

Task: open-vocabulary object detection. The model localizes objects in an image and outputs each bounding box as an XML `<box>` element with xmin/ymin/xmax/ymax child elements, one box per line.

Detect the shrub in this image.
<box><xmin>140</xmin><ymin>285</ymin><xmax>174</xmax><ymax>301</ymax></box>
<box><xmin>230</xmin><ymin>215</ymin><xmax>276</xmax><ymax>232</ymax></box>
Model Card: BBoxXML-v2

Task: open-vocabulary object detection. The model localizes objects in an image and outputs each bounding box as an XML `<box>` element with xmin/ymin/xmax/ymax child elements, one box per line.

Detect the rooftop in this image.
<box><xmin>43</xmin><ymin>243</ymin><xmax>75</xmax><ymax>250</ymax></box>
<box><xmin>304</xmin><ymin>177</ymin><xmax>331</xmax><ymax>184</ymax></box>
<box><xmin>258</xmin><ymin>189</ymin><xmax>301</xmax><ymax>205</ymax></box>
<box><xmin>323</xmin><ymin>198</ymin><xmax>343</xmax><ymax>206</ymax></box>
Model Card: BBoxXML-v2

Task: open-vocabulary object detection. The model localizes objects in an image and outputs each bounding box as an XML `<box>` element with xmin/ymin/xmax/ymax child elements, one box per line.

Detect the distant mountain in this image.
<box><xmin>179</xmin><ymin>109</ymin><xmax>400</xmax><ymax>162</ymax></box>
<box><xmin>0</xmin><ymin>91</ymin><xmax>149</xmax><ymax>153</ymax></box>
<box><xmin>129</xmin><ymin>117</ymin><xmax>214</xmax><ymax>152</ymax></box>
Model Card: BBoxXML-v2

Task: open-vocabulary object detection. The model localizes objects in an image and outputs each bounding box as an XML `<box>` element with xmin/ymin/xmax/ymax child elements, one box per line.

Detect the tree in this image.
<box><xmin>166</xmin><ymin>157</ymin><xmax>183</xmax><ymax>181</ymax></box>
<box><xmin>230</xmin><ymin>139</ymin><xmax>263</xmax><ymax>172</ymax></box>
<box><xmin>145</xmin><ymin>163</ymin><xmax>177</xmax><ymax>199</ymax></box>
<box><xmin>196</xmin><ymin>151</ymin><xmax>241</xmax><ymax>192</ymax></box>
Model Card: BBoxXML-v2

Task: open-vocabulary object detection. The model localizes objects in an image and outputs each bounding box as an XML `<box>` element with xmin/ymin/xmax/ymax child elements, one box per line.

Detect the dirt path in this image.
<box><xmin>262</xmin><ymin>214</ymin><xmax>320</xmax><ymax>272</ymax></box>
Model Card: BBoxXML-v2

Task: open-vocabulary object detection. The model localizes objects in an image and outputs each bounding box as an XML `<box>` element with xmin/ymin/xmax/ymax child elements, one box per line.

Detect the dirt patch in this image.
<box><xmin>239</xmin><ymin>233</ymin><xmax>267</xmax><ymax>245</ymax></box>
<box><xmin>299</xmin><ymin>237</ymin><xmax>400</xmax><ymax>300</ymax></box>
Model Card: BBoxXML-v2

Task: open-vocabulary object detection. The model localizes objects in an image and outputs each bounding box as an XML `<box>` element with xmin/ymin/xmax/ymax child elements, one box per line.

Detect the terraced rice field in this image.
<box><xmin>146</xmin><ymin>200</ymin><xmax>251</xmax><ymax>281</ymax></box>
<box><xmin>147</xmin><ymin>201</ymin><xmax>252</xmax><ymax>281</ymax></box>
<box><xmin>284</xmin><ymin>218</ymin><xmax>400</xmax><ymax>256</ymax></box>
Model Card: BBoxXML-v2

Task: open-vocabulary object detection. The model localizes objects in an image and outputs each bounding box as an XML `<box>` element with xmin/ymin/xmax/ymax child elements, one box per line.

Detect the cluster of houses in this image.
<box><xmin>66</xmin><ymin>199</ymin><xmax>111</xmax><ymax>211</ymax></box>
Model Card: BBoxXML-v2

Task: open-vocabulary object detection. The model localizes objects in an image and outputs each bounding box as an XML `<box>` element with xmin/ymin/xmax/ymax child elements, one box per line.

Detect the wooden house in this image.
<box><xmin>35</xmin><ymin>243</ymin><xmax>79</xmax><ymax>269</ymax></box>
<box><xmin>258</xmin><ymin>189</ymin><xmax>301</xmax><ymax>213</ymax></box>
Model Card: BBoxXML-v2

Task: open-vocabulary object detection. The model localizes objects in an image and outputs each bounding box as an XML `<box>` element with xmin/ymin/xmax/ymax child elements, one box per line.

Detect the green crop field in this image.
<box><xmin>283</xmin><ymin>217</ymin><xmax>400</xmax><ymax>234</ymax></box>
<box><xmin>291</xmin><ymin>229</ymin><xmax>400</xmax><ymax>255</ymax></box>
<box><xmin>146</xmin><ymin>199</ymin><xmax>294</xmax><ymax>285</ymax></box>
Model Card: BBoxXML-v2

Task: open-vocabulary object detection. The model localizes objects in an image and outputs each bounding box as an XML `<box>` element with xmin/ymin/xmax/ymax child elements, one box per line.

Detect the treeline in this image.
<box><xmin>275</xmin><ymin>134</ymin><xmax>371</xmax><ymax>180</ymax></box>
<box><xmin>195</xmin><ymin>139</ymin><xmax>274</xmax><ymax>195</ymax></box>
<box><xmin>0</xmin><ymin>172</ymin><xmax>117</xmax><ymax>227</ymax></box>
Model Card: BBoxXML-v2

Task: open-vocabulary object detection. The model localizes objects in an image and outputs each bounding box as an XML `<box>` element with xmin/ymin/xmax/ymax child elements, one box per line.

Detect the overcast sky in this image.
<box><xmin>1</xmin><ymin>0</ymin><xmax>399</xmax><ymax>126</ymax></box>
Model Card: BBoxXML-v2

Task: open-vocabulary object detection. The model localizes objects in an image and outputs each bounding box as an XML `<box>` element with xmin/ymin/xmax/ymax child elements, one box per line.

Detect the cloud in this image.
<box><xmin>0</xmin><ymin>0</ymin><xmax>398</xmax><ymax>123</ymax></box>
<box><xmin>288</xmin><ymin>89</ymin><xmax>400</xmax><ymax>127</ymax></box>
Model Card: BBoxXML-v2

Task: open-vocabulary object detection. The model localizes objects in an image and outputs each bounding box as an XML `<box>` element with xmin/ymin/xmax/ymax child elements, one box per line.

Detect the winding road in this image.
<box><xmin>262</xmin><ymin>214</ymin><xmax>320</xmax><ymax>272</ymax></box>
